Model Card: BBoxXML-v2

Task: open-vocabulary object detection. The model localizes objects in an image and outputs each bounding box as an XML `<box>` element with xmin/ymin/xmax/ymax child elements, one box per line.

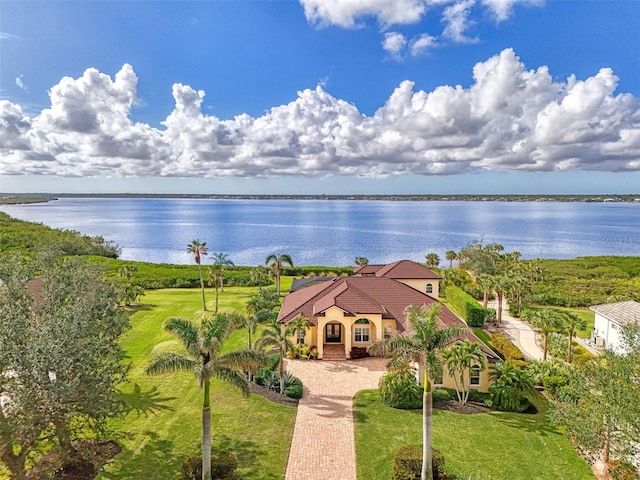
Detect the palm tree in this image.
<box><xmin>490</xmin><ymin>275</ymin><xmax>511</xmax><ymax>324</ymax></box>
<box><xmin>118</xmin><ymin>264</ymin><xmax>137</xmax><ymax>281</ymax></box>
<box><xmin>207</xmin><ymin>266</ymin><xmax>223</xmax><ymax>314</ymax></box>
<box><xmin>475</xmin><ymin>274</ymin><xmax>493</xmax><ymax>308</ymax></box>
<box><xmin>561</xmin><ymin>312</ymin><xmax>586</xmax><ymax>363</ymax></box>
<box><xmin>369</xmin><ymin>305</ymin><xmax>467</xmax><ymax>480</ymax></box>
<box><xmin>288</xmin><ymin>314</ymin><xmax>311</xmax><ymax>345</ymax></box>
<box><xmin>145</xmin><ymin>314</ymin><xmax>267</xmax><ymax>480</ymax></box>
<box><xmin>445</xmin><ymin>250</ymin><xmax>457</xmax><ymax>269</ymax></box>
<box><xmin>425</xmin><ymin>253</ymin><xmax>440</xmax><ymax>269</ymax></box>
<box><xmin>255</xmin><ymin>319</ymin><xmax>294</xmax><ymax>394</ymax></box>
<box><xmin>489</xmin><ymin>361</ymin><xmax>535</xmax><ymax>412</ymax></box>
<box><xmin>354</xmin><ymin>256</ymin><xmax>369</xmax><ymax>267</ymax></box>
<box><xmin>211</xmin><ymin>252</ymin><xmax>234</xmax><ymax>292</ymax></box>
<box><xmin>524</xmin><ymin>309</ymin><xmax>562</xmax><ymax>361</ymax></box>
<box><xmin>265</xmin><ymin>253</ymin><xmax>293</xmax><ymax>296</ymax></box>
<box><xmin>188</xmin><ymin>240</ymin><xmax>208</xmax><ymax>311</ymax></box>
<box><xmin>442</xmin><ymin>340</ymin><xmax>485</xmax><ymax>405</ymax></box>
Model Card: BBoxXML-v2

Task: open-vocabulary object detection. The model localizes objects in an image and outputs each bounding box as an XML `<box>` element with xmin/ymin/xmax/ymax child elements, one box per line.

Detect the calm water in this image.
<box><xmin>1</xmin><ymin>198</ymin><xmax>639</xmax><ymax>265</ymax></box>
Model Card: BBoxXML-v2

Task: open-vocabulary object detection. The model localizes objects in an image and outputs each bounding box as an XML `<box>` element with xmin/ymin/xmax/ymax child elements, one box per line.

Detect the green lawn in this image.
<box><xmin>354</xmin><ymin>391</ymin><xmax>593</xmax><ymax>480</ymax></box>
<box><xmin>96</xmin><ymin>287</ymin><xmax>296</xmax><ymax>480</ymax></box>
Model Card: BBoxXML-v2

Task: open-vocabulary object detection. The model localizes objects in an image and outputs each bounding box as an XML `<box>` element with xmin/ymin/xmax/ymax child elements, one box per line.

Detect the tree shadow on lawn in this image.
<box><xmin>215</xmin><ymin>435</ymin><xmax>267</xmax><ymax>480</ymax></box>
<box><xmin>492</xmin><ymin>410</ymin><xmax>562</xmax><ymax>437</ymax></box>
<box><xmin>99</xmin><ymin>431</ymin><xmax>180</xmax><ymax>480</ymax></box>
<box><xmin>116</xmin><ymin>383</ymin><xmax>176</xmax><ymax>417</ymax></box>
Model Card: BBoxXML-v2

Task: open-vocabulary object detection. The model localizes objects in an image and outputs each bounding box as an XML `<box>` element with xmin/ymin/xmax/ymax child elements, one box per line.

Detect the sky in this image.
<box><xmin>0</xmin><ymin>0</ymin><xmax>639</xmax><ymax>195</ymax></box>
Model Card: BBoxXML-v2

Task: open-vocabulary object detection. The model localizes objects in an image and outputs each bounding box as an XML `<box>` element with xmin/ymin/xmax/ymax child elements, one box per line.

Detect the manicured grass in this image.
<box><xmin>96</xmin><ymin>288</ymin><xmax>296</xmax><ymax>480</ymax></box>
<box><xmin>354</xmin><ymin>391</ymin><xmax>594</xmax><ymax>480</ymax></box>
<box><xmin>472</xmin><ymin>327</ymin><xmax>494</xmax><ymax>349</ymax></box>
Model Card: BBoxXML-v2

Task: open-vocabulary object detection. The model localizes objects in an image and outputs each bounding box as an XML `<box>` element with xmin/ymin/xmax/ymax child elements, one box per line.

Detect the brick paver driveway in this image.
<box><xmin>284</xmin><ymin>357</ymin><xmax>387</xmax><ymax>480</ymax></box>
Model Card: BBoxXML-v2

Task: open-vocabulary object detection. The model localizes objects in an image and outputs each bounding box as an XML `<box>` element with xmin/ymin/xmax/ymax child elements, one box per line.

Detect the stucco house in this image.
<box><xmin>278</xmin><ymin>260</ymin><xmax>499</xmax><ymax>392</ymax></box>
<box><xmin>590</xmin><ymin>300</ymin><xmax>640</xmax><ymax>354</ymax></box>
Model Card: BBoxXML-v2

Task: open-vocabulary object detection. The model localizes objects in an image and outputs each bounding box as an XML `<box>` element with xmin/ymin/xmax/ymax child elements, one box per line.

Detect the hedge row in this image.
<box><xmin>490</xmin><ymin>333</ymin><xmax>527</xmax><ymax>365</ymax></box>
<box><xmin>444</xmin><ymin>286</ymin><xmax>493</xmax><ymax>327</ymax></box>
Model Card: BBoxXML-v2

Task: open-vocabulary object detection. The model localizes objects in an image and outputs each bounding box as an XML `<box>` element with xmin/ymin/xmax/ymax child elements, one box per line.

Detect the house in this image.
<box><xmin>590</xmin><ymin>300</ymin><xmax>640</xmax><ymax>354</ymax></box>
<box><xmin>278</xmin><ymin>260</ymin><xmax>499</xmax><ymax>392</ymax></box>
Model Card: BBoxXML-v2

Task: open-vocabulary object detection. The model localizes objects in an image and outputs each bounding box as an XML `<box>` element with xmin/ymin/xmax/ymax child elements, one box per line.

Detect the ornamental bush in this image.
<box><xmin>379</xmin><ymin>370</ymin><xmax>423</xmax><ymax>409</ymax></box>
<box><xmin>445</xmin><ymin>286</ymin><xmax>492</xmax><ymax>326</ymax></box>
<box><xmin>181</xmin><ymin>450</ymin><xmax>239</xmax><ymax>480</ymax></box>
<box><xmin>490</xmin><ymin>333</ymin><xmax>526</xmax><ymax>364</ymax></box>
<box><xmin>392</xmin><ymin>445</ymin><xmax>446</xmax><ymax>480</ymax></box>
<box><xmin>284</xmin><ymin>384</ymin><xmax>303</xmax><ymax>399</ymax></box>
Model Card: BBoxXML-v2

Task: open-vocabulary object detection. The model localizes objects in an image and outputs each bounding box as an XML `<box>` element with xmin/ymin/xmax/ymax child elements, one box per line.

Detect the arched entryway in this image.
<box><xmin>325</xmin><ymin>322</ymin><xmax>342</xmax><ymax>343</ymax></box>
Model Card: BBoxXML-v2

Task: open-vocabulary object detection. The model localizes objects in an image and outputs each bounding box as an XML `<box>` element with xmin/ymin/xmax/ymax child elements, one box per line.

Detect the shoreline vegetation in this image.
<box><xmin>2</xmin><ymin>192</ymin><xmax>640</xmax><ymax>204</ymax></box>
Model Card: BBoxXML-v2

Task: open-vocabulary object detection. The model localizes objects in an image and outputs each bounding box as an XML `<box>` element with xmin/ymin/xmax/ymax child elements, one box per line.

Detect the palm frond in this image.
<box><xmin>145</xmin><ymin>352</ymin><xmax>195</xmax><ymax>376</ymax></box>
<box><xmin>212</xmin><ymin>366</ymin><xmax>250</xmax><ymax>397</ymax></box>
<box><xmin>219</xmin><ymin>349</ymin><xmax>270</xmax><ymax>372</ymax></box>
<box><xmin>164</xmin><ymin>317</ymin><xmax>200</xmax><ymax>355</ymax></box>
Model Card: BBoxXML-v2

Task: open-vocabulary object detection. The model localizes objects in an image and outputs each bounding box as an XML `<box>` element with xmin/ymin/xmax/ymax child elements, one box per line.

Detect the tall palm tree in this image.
<box><xmin>425</xmin><ymin>253</ymin><xmax>440</xmax><ymax>269</ymax></box>
<box><xmin>211</xmin><ymin>252</ymin><xmax>234</xmax><ymax>292</ymax></box>
<box><xmin>490</xmin><ymin>275</ymin><xmax>511</xmax><ymax>324</ymax></box>
<box><xmin>524</xmin><ymin>309</ymin><xmax>562</xmax><ymax>361</ymax></box>
<box><xmin>475</xmin><ymin>274</ymin><xmax>493</xmax><ymax>308</ymax></box>
<box><xmin>445</xmin><ymin>250</ymin><xmax>457</xmax><ymax>269</ymax></box>
<box><xmin>561</xmin><ymin>312</ymin><xmax>586</xmax><ymax>363</ymax></box>
<box><xmin>442</xmin><ymin>340</ymin><xmax>485</xmax><ymax>405</ymax></box>
<box><xmin>188</xmin><ymin>240</ymin><xmax>208</xmax><ymax>311</ymax></box>
<box><xmin>255</xmin><ymin>319</ymin><xmax>294</xmax><ymax>394</ymax></box>
<box><xmin>265</xmin><ymin>253</ymin><xmax>293</xmax><ymax>296</ymax></box>
<box><xmin>145</xmin><ymin>314</ymin><xmax>266</xmax><ymax>480</ymax></box>
<box><xmin>369</xmin><ymin>305</ymin><xmax>467</xmax><ymax>480</ymax></box>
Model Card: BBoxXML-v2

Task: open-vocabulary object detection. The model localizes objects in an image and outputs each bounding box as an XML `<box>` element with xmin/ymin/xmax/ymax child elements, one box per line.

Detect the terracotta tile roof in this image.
<box><xmin>590</xmin><ymin>300</ymin><xmax>640</xmax><ymax>327</ymax></box>
<box><xmin>375</xmin><ymin>260</ymin><xmax>442</xmax><ymax>279</ymax></box>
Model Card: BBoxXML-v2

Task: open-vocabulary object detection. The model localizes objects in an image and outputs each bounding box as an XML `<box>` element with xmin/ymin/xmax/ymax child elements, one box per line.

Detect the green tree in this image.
<box><xmin>118</xmin><ymin>264</ymin><xmax>137</xmax><ymax>282</ymax></box>
<box><xmin>550</xmin><ymin>324</ymin><xmax>640</xmax><ymax>470</ymax></box>
<box><xmin>146</xmin><ymin>314</ymin><xmax>267</xmax><ymax>480</ymax></box>
<box><xmin>354</xmin><ymin>256</ymin><xmax>369</xmax><ymax>267</ymax></box>
<box><xmin>488</xmin><ymin>361</ymin><xmax>535</xmax><ymax>412</ymax></box>
<box><xmin>288</xmin><ymin>314</ymin><xmax>311</xmax><ymax>345</ymax></box>
<box><xmin>490</xmin><ymin>275</ymin><xmax>511</xmax><ymax>324</ymax></box>
<box><xmin>188</xmin><ymin>240</ymin><xmax>208</xmax><ymax>311</ymax></box>
<box><xmin>523</xmin><ymin>309</ymin><xmax>562</xmax><ymax>361</ymax></box>
<box><xmin>265</xmin><ymin>253</ymin><xmax>293</xmax><ymax>296</ymax></box>
<box><xmin>475</xmin><ymin>274</ymin><xmax>493</xmax><ymax>308</ymax></box>
<box><xmin>249</xmin><ymin>266</ymin><xmax>270</xmax><ymax>287</ymax></box>
<box><xmin>246</xmin><ymin>288</ymin><xmax>280</xmax><ymax>316</ymax></box>
<box><xmin>560</xmin><ymin>312</ymin><xmax>587</xmax><ymax>364</ymax></box>
<box><xmin>369</xmin><ymin>305</ymin><xmax>466</xmax><ymax>480</ymax></box>
<box><xmin>442</xmin><ymin>340</ymin><xmax>485</xmax><ymax>405</ymax></box>
<box><xmin>210</xmin><ymin>252</ymin><xmax>234</xmax><ymax>292</ymax></box>
<box><xmin>207</xmin><ymin>265</ymin><xmax>223</xmax><ymax>314</ymax></box>
<box><xmin>255</xmin><ymin>319</ymin><xmax>294</xmax><ymax>394</ymax></box>
<box><xmin>445</xmin><ymin>250</ymin><xmax>457</xmax><ymax>269</ymax></box>
<box><xmin>425</xmin><ymin>253</ymin><xmax>440</xmax><ymax>269</ymax></box>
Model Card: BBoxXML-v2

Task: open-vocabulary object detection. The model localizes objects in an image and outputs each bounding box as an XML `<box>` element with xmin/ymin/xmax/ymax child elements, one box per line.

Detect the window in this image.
<box><xmin>355</xmin><ymin>327</ymin><xmax>370</xmax><ymax>342</ymax></box>
<box><xmin>470</xmin><ymin>365</ymin><xmax>481</xmax><ymax>386</ymax></box>
<box><xmin>384</xmin><ymin>325</ymin><xmax>393</xmax><ymax>339</ymax></box>
<box><xmin>297</xmin><ymin>329</ymin><xmax>305</xmax><ymax>344</ymax></box>
<box><xmin>426</xmin><ymin>283</ymin><xmax>433</xmax><ymax>294</ymax></box>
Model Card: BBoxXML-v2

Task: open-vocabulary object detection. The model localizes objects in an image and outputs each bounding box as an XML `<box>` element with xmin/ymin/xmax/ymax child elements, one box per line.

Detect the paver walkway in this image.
<box><xmin>284</xmin><ymin>357</ymin><xmax>386</xmax><ymax>480</ymax></box>
<box><xmin>486</xmin><ymin>299</ymin><xmax>544</xmax><ymax>360</ymax></box>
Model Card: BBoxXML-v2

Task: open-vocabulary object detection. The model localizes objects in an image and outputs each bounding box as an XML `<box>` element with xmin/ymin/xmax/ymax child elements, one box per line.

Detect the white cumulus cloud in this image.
<box><xmin>382</xmin><ymin>32</ymin><xmax>407</xmax><ymax>59</ymax></box>
<box><xmin>410</xmin><ymin>33</ymin><xmax>437</xmax><ymax>56</ymax></box>
<box><xmin>1</xmin><ymin>49</ymin><xmax>639</xmax><ymax>180</ymax></box>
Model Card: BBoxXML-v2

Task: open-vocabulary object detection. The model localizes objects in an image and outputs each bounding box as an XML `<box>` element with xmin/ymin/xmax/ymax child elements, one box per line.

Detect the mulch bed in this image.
<box><xmin>434</xmin><ymin>399</ymin><xmax>494</xmax><ymax>414</ymax></box>
<box><xmin>248</xmin><ymin>382</ymin><xmax>300</xmax><ymax>407</ymax></box>
<box><xmin>26</xmin><ymin>440</ymin><xmax>122</xmax><ymax>480</ymax></box>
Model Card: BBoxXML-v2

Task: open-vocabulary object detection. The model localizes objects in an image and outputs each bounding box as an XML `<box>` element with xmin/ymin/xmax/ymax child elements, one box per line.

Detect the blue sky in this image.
<box><xmin>1</xmin><ymin>0</ymin><xmax>639</xmax><ymax>195</ymax></box>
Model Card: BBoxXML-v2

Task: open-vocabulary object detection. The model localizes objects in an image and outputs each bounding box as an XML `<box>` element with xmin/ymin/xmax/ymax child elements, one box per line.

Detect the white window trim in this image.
<box><xmin>354</xmin><ymin>326</ymin><xmax>370</xmax><ymax>342</ymax></box>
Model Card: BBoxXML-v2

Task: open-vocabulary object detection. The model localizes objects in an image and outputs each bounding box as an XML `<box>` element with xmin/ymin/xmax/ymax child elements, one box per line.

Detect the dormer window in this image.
<box><xmin>426</xmin><ymin>283</ymin><xmax>433</xmax><ymax>294</ymax></box>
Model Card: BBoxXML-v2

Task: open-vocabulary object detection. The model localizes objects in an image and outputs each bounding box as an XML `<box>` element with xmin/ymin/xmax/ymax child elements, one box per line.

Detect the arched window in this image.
<box><xmin>426</xmin><ymin>283</ymin><xmax>433</xmax><ymax>294</ymax></box>
<box><xmin>354</xmin><ymin>318</ymin><xmax>370</xmax><ymax>342</ymax></box>
<box><xmin>384</xmin><ymin>325</ymin><xmax>393</xmax><ymax>339</ymax></box>
<box><xmin>470</xmin><ymin>365</ymin><xmax>481</xmax><ymax>385</ymax></box>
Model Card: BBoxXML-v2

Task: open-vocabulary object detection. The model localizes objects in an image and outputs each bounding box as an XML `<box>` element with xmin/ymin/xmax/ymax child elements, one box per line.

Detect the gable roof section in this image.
<box><xmin>355</xmin><ymin>260</ymin><xmax>441</xmax><ymax>280</ymax></box>
<box><xmin>590</xmin><ymin>300</ymin><xmax>640</xmax><ymax>327</ymax></box>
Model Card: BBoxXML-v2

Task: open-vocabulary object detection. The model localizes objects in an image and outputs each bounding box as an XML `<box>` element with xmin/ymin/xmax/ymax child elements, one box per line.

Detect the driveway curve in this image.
<box><xmin>284</xmin><ymin>357</ymin><xmax>387</xmax><ymax>480</ymax></box>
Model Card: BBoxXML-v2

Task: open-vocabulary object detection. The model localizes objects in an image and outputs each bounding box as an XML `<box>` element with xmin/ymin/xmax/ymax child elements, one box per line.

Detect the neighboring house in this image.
<box><xmin>590</xmin><ymin>300</ymin><xmax>640</xmax><ymax>354</ymax></box>
<box><xmin>278</xmin><ymin>260</ymin><xmax>499</xmax><ymax>392</ymax></box>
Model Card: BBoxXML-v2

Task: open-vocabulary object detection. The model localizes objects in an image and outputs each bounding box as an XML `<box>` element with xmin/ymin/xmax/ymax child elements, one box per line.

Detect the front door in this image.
<box><xmin>325</xmin><ymin>323</ymin><xmax>341</xmax><ymax>343</ymax></box>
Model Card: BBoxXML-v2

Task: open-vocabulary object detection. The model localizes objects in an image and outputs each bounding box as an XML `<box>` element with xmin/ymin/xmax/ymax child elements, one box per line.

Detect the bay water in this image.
<box><xmin>1</xmin><ymin>198</ymin><xmax>639</xmax><ymax>266</ymax></box>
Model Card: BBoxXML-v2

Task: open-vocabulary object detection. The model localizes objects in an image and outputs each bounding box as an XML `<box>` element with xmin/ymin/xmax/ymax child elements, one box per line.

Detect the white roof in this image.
<box><xmin>590</xmin><ymin>300</ymin><xmax>640</xmax><ymax>326</ymax></box>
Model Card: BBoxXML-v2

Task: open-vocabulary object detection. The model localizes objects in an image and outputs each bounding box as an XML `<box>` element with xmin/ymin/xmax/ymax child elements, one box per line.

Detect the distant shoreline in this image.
<box><xmin>2</xmin><ymin>193</ymin><xmax>640</xmax><ymax>203</ymax></box>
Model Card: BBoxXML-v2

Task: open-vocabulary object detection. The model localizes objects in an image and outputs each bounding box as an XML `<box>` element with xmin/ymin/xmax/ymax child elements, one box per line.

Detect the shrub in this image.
<box><xmin>610</xmin><ymin>460</ymin><xmax>639</xmax><ymax>480</ymax></box>
<box><xmin>379</xmin><ymin>370</ymin><xmax>423</xmax><ymax>409</ymax></box>
<box><xmin>284</xmin><ymin>384</ymin><xmax>303</xmax><ymax>399</ymax></box>
<box><xmin>445</xmin><ymin>286</ymin><xmax>492</xmax><ymax>326</ymax></box>
<box><xmin>392</xmin><ymin>445</ymin><xmax>446</xmax><ymax>480</ymax></box>
<box><xmin>490</xmin><ymin>333</ymin><xmax>526</xmax><ymax>363</ymax></box>
<box><xmin>350</xmin><ymin>346</ymin><xmax>370</xmax><ymax>359</ymax></box>
<box><xmin>432</xmin><ymin>388</ymin><xmax>456</xmax><ymax>402</ymax></box>
<box><xmin>181</xmin><ymin>450</ymin><xmax>239</xmax><ymax>480</ymax></box>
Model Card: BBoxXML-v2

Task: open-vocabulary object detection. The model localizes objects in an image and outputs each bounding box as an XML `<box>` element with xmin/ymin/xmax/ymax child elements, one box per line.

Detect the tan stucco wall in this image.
<box><xmin>397</xmin><ymin>278</ymin><xmax>440</xmax><ymax>299</ymax></box>
<box><xmin>417</xmin><ymin>357</ymin><xmax>493</xmax><ymax>393</ymax></box>
<box><xmin>315</xmin><ymin>307</ymin><xmax>390</xmax><ymax>359</ymax></box>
